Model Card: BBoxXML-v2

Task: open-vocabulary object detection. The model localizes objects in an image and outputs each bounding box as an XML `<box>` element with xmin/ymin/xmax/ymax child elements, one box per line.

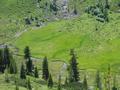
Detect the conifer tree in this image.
<box><xmin>48</xmin><ymin>74</ymin><xmax>53</xmax><ymax>88</ymax></box>
<box><xmin>68</xmin><ymin>65</ymin><xmax>74</xmax><ymax>83</ymax></box>
<box><xmin>26</xmin><ymin>58</ymin><xmax>33</xmax><ymax>74</ymax></box>
<box><xmin>24</xmin><ymin>46</ymin><xmax>33</xmax><ymax>74</ymax></box>
<box><xmin>83</xmin><ymin>75</ymin><xmax>88</xmax><ymax>90</ymax></box>
<box><xmin>34</xmin><ymin>67</ymin><xmax>39</xmax><ymax>78</ymax></box>
<box><xmin>0</xmin><ymin>49</ymin><xmax>4</xmax><ymax>72</ymax></box>
<box><xmin>96</xmin><ymin>71</ymin><xmax>102</xmax><ymax>90</ymax></box>
<box><xmin>24</xmin><ymin>46</ymin><xmax>30</xmax><ymax>60</ymax></box>
<box><xmin>3</xmin><ymin>45</ymin><xmax>10</xmax><ymax>68</ymax></box>
<box><xmin>20</xmin><ymin>63</ymin><xmax>26</xmax><ymax>79</ymax></box>
<box><xmin>42</xmin><ymin>56</ymin><xmax>49</xmax><ymax>81</ymax></box>
<box><xmin>68</xmin><ymin>50</ymin><xmax>79</xmax><ymax>83</ymax></box>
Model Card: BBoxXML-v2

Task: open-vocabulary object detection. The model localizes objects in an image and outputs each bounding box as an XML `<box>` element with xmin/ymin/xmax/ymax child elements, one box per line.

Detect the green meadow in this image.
<box><xmin>14</xmin><ymin>13</ymin><xmax>120</xmax><ymax>71</ymax></box>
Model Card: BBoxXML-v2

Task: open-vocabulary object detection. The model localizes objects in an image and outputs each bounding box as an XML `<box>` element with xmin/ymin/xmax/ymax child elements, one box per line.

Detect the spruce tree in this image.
<box><xmin>83</xmin><ymin>75</ymin><xmax>88</xmax><ymax>90</ymax></box>
<box><xmin>42</xmin><ymin>56</ymin><xmax>49</xmax><ymax>81</ymax></box>
<box><xmin>27</xmin><ymin>58</ymin><xmax>33</xmax><ymax>74</ymax></box>
<box><xmin>20</xmin><ymin>63</ymin><xmax>26</xmax><ymax>79</ymax></box>
<box><xmin>3</xmin><ymin>45</ymin><xmax>10</xmax><ymax>68</ymax></box>
<box><xmin>48</xmin><ymin>74</ymin><xmax>53</xmax><ymax>88</ymax></box>
<box><xmin>96</xmin><ymin>71</ymin><xmax>102</xmax><ymax>90</ymax></box>
<box><xmin>0</xmin><ymin>49</ymin><xmax>4</xmax><ymax>72</ymax></box>
<box><xmin>34</xmin><ymin>67</ymin><xmax>39</xmax><ymax>78</ymax></box>
<box><xmin>69</xmin><ymin>50</ymin><xmax>79</xmax><ymax>83</ymax></box>
<box><xmin>24</xmin><ymin>46</ymin><xmax>30</xmax><ymax>60</ymax></box>
<box><xmin>24</xmin><ymin>46</ymin><xmax>33</xmax><ymax>74</ymax></box>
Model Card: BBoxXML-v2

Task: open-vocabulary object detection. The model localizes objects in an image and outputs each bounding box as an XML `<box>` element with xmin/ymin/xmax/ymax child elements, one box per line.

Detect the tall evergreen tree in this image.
<box><xmin>96</xmin><ymin>71</ymin><xmax>102</xmax><ymax>90</ymax></box>
<box><xmin>47</xmin><ymin>74</ymin><xmax>53</xmax><ymax>88</ymax></box>
<box><xmin>68</xmin><ymin>50</ymin><xmax>79</xmax><ymax>83</ymax></box>
<box><xmin>42</xmin><ymin>56</ymin><xmax>49</xmax><ymax>81</ymax></box>
<box><xmin>34</xmin><ymin>66</ymin><xmax>39</xmax><ymax>78</ymax></box>
<box><xmin>3</xmin><ymin>45</ymin><xmax>10</xmax><ymax>68</ymax></box>
<box><xmin>20</xmin><ymin>63</ymin><xmax>26</xmax><ymax>79</ymax></box>
<box><xmin>24</xmin><ymin>46</ymin><xmax>31</xmax><ymax>60</ymax></box>
<box><xmin>0</xmin><ymin>49</ymin><xmax>4</xmax><ymax>72</ymax></box>
<box><xmin>24</xmin><ymin>46</ymin><xmax>33</xmax><ymax>74</ymax></box>
<box><xmin>83</xmin><ymin>75</ymin><xmax>88</xmax><ymax>90</ymax></box>
<box><xmin>26</xmin><ymin>58</ymin><xmax>33</xmax><ymax>74</ymax></box>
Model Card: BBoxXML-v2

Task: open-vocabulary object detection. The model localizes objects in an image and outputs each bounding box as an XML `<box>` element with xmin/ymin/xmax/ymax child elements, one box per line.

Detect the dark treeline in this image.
<box><xmin>0</xmin><ymin>45</ymin><xmax>119</xmax><ymax>90</ymax></box>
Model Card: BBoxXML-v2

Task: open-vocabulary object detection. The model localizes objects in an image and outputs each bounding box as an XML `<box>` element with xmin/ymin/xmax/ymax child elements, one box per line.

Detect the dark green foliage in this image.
<box><xmin>105</xmin><ymin>0</ymin><xmax>110</xmax><ymax>9</ymax></box>
<box><xmin>85</xmin><ymin>0</ymin><xmax>109</xmax><ymax>22</ymax></box>
<box><xmin>9</xmin><ymin>58</ymin><xmax>17</xmax><ymax>74</ymax></box>
<box><xmin>48</xmin><ymin>74</ymin><xmax>53</xmax><ymax>88</ymax></box>
<box><xmin>20</xmin><ymin>63</ymin><xmax>26</xmax><ymax>79</ymax></box>
<box><xmin>68</xmin><ymin>50</ymin><xmax>80</xmax><ymax>83</ymax></box>
<box><xmin>27</xmin><ymin>78</ymin><xmax>32</xmax><ymax>90</ymax></box>
<box><xmin>3</xmin><ymin>45</ymin><xmax>10</xmax><ymax>68</ymax></box>
<box><xmin>24</xmin><ymin>46</ymin><xmax>33</xmax><ymax>74</ymax></box>
<box><xmin>73</xmin><ymin>8</ymin><xmax>77</xmax><ymax>15</ymax></box>
<box><xmin>112</xmin><ymin>87</ymin><xmax>117</xmax><ymax>90</ymax></box>
<box><xmin>24</xmin><ymin>46</ymin><xmax>31</xmax><ymax>60</ymax></box>
<box><xmin>96</xmin><ymin>71</ymin><xmax>102</xmax><ymax>90</ymax></box>
<box><xmin>34</xmin><ymin>67</ymin><xmax>39</xmax><ymax>78</ymax></box>
<box><xmin>25</xmin><ymin>18</ymin><xmax>31</xmax><ymax>25</ymax></box>
<box><xmin>0</xmin><ymin>49</ymin><xmax>4</xmax><ymax>72</ymax></box>
<box><xmin>42</xmin><ymin>56</ymin><xmax>49</xmax><ymax>81</ymax></box>
<box><xmin>50</xmin><ymin>0</ymin><xmax>58</xmax><ymax>15</ymax></box>
<box><xmin>83</xmin><ymin>75</ymin><xmax>88</xmax><ymax>90</ymax></box>
<box><xmin>26</xmin><ymin>58</ymin><xmax>33</xmax><ymax>74</ymax></box>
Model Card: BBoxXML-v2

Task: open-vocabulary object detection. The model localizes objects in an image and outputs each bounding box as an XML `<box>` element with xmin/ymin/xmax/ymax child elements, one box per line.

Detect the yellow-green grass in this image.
<box><xmin>14</xmin><ymin>13</ymin><xmax>120</xmax><ymax>71</ymax></box>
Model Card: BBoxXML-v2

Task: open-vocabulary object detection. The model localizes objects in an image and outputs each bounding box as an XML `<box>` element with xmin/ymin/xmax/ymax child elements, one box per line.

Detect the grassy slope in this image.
<box><xmin>14</xmin><ymin>12</ymin><xmax>120</xmax><ymax>71</ymax></box>
<box><xmin>0</xmin><ymin>0</ymin><xmax>120</xmax><ymax>90</ymax></box>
